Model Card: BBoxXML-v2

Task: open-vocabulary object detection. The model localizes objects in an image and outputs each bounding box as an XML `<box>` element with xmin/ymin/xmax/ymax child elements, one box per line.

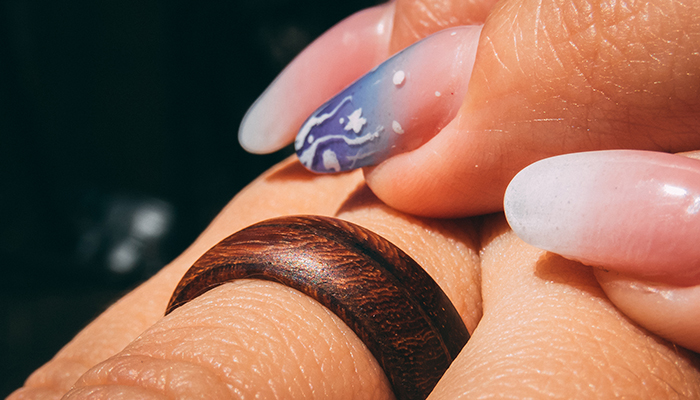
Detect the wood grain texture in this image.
<box><xmin>166</xmin><ymin>215</ymin><xmax>469</xmax><ymax>400</ymax></box>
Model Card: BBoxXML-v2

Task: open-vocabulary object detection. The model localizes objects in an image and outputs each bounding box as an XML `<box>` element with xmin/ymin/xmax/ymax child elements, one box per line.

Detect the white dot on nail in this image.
<box><xmin>393</xmin><ymin>70</ymin><xmax>405</xmax><ymax>86</ymax></box>
<box><xmin>435</xmin><ymin>91</ymin><xmax>441</xmax><ymax>97</ymax></box>
<box><xmin>307</xmin><ymin>135</ymin><xmax>314</xmax><ymax>144</ymax></box>
<box><xmin>339</xmin><ymin>117</ymin><xmax>345</xmax><ymax>124</ymax></box>
<box><xmin>322</xmin><ymin>149</ymin><xmax>341</xmax><ymax>172</ymax></box>
<box><xmin>392</xmin><ymin>120</ymin><xmax>404</xmax><ymax>134</ymax></box>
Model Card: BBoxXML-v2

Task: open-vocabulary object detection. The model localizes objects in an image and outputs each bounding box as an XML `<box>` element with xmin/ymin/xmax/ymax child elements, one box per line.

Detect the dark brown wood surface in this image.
<box><xmin>166</xmin><ymin>215</ymin><xmax>469</xmax><ymax>400</ymax></box>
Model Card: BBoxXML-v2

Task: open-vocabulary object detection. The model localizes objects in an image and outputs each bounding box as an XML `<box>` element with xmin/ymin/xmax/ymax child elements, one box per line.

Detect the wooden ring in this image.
<box><xmin>166</xmin><ymin>215</ymin><xmax>469</xmax><ymax>400</ymax></box>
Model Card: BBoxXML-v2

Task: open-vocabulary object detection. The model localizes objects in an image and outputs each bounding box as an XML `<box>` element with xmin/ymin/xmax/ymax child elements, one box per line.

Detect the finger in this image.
<box><xmin>239</xmin><ymin>0</ymin><xmax>502</xmax><ymax>155</ymax></box>
<box><xmin>595</xmin><ymin>270</ymin><xmax>700</xmax><ymax>354</ymax></box>
<box><xmin>9</xmin><ymin>158</ymin><xmax>366</xmax><ymax>398</ymax></box>
<box><xmin>60</xmin><ymin>196</ymin><xmax>481</xmax><ymax>399</ymax></box>
<box><xmin>66</xmin><ymin>281</ymin><xmax>396</xmax><ymax>400</ymax></box>
<box><xmin>334</xmin><ymin>187</ymin><xmax>483</xmax><ymax>331</ymax></box>
<box><xmin>390</xmin><ymin>0</ymin><xmax>499</xmax><ymax>53</ymax></box>
<box><xmin>10</xmin><ymin>158</ymin><xmax>482</xmax><ymax>399</ymax></box>
<box><xmin>58</xmin><ymin>190</ymin><xmax>481</xmax><ymax>399</ymax></box>
<box><xmin>504</xmin><ymin>150</ymin><xmax>700</xmax><ymax>352</ymax></box>
<box><xmin>429</xmin><ymin>215</ymin><xmax>700</xmax><ymax>398</ymax></box>
<box><xmin>365</xmin><ymin>0</ymin><xmax>700</xmax><ymax>216</ymax></box>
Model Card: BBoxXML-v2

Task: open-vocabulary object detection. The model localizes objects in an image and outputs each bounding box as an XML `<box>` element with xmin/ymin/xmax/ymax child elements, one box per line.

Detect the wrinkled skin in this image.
<box><xmin>9</xmin><ymin>158</ymin><xmax>700</xmax><ymax>399</ymax></box>
<box><xmin>9</xmin><ymin>0</ymin><xmax>700</xmax><ymax>398</ymax></box>
<box><xmin>369</xmin><ymin>0</ymin><xmax>700</xmax><ymax>217</ymax></box>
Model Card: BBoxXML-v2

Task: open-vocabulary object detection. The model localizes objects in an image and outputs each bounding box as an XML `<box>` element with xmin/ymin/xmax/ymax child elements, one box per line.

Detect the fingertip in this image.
<box><xmin>364</xmin><ymin>115</ymin><xmax>508</xmax><ymax>217</ymax></box>
<box><xmin>595</xmin><ymin>269</ymin><xmax>700</xmax><ymax>354</ymax></box>
<box><xmin>295</xmin><ymin>25</ymin><xmax>482</xmax><ymax>174</ymax></box>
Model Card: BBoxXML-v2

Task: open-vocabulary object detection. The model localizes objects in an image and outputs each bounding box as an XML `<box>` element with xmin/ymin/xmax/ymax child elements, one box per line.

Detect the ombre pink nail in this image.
<box><xmin>238</xmin><ymin>4</ymin><xmax>394</xmax><ymax>154</ymax></box>
<box><xmin>504</xmin><ymin>150</ymin><xmax>700</xmax><ymax>286</ymax></box>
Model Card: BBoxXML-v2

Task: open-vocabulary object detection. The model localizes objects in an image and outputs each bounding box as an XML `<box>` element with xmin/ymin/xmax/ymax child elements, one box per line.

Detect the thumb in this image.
<box><xmin>364</xmin><ymin>0</ymin><xmax>700</xmax><ymax>216</ymax></box>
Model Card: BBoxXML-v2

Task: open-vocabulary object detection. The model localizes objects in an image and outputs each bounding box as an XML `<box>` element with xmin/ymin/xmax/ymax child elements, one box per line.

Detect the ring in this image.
<box><xmin>166</xmin><ymin>215</ymin><xmax>469</xmax><ymax>400</ymax></box>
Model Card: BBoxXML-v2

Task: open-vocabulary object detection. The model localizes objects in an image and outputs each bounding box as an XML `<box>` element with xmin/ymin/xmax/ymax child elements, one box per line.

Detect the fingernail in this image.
<box><xmin>238</xmin><ymin>5</ymin><xmax>394</xmax><ymax>154</ymax></box>
<box><xmin>504</xmin><ymin>150</ymin><xmax>700</xmax><ymax>285</ymax></box>
<box><xmin>295</xmin><ymin>25</ymin><xmax>482</xmax><ymax>173</ymax></box>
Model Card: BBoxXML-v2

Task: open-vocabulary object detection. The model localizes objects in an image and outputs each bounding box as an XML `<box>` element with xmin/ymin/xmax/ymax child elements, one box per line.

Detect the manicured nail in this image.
<box><xmin>504</xmin><ymin>150</ymin><xmax>700</xmax><ymax>285</ymax></box>
<box><xmin>238</xmin><ymin>5</ymin><xmax>394</xmax><ymax>154</ymax></box>
<box><xmin>295</xmin><ymin>25</ymin><xmax>482</xmax><ymax>173</ymax></box>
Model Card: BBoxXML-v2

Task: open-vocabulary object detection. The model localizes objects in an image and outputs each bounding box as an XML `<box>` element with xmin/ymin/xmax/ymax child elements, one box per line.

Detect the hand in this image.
<box><xmin>11</xmin><ymin>0</ymin><xmax>700</xmax><ymax>397</ymax></box>
<box><xmin>239</xmin><ymin>0</ymin><xmax>700</xmax><ymax>217</ymax></box>
<box><xmin>9</xmin><ymin>158</ymin><xmax>700</xmax><ymax>399</ymax></box>
<box><xmin>238</xmin><ymin>0</ymin><xmax>700</xmax><ymax>355</ymax></box>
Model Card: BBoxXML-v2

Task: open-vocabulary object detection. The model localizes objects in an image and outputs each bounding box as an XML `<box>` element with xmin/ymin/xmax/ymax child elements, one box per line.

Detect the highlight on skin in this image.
<box><xmin>362</xmin><ymin>0</ymin><xmax>700</xmax><ymax>217</ymax></box>
<box><xmin>7</xmin><ymin>157</ymin><xmax>700</xmax><ymax>399</ymax></box>
<box><xmin>295</xmin><ymin>26</ymin><xmax>480</xmax><ymax>173</ymax></box>
<box><xmin>504</xmin><ymin>150</ymin><xmax>700</xmax><ymax>286</ymax></box>
<box><xmin>239</xmin><ymin>0</ymin><xmax>700</xmax><ymax>218</ymax></box>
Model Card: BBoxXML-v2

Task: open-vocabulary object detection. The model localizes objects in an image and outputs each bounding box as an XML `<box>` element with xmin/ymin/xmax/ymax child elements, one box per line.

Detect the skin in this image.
<box><xmin>270</xmin><ymin>0</ymin><xmax>700</xmax><ymax>355</ymax></box>
<box><xmin>9</xmin><ymin>158</ymin><xmax>700</xmax><ymax>399</ymax></box>
<box><xmin>369</xmin><ymin>0</ymin><xmax>700</xmax><ymax>354</ymax></box>
<box><xmin>9</xmin><ymin>0</ymin><xmax>700</xmax><ymax>397</ymax></box>
<box><xmin>369</xmin><ymin>0</ymin><xmax>700</xmax><ymax>217</ymax></box>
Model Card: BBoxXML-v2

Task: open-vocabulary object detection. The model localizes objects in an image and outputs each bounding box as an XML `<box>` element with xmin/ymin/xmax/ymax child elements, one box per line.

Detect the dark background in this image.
<box><xmin>0</xmin><ymin>0</ymin><xmax>380</xmax><ymax>396</ymax></box>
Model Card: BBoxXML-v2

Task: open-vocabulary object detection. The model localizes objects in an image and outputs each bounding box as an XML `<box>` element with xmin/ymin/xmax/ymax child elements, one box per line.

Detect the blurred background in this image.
<box><xmin>0</xmin><ymin>0</ymin><xmax>380</xmax><ymax>395</ymax></box>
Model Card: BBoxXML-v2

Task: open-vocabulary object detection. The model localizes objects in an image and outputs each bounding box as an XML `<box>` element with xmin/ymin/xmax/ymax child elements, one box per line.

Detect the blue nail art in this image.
<box><xmin>295</xmin><ymin>48</ymin><xmax>416</xmax><ymax>173</ymax></box>
<box><xmin>294</xmin><ymin>26</ymin><xmax>478</xmax><ymax>173</ymax></box>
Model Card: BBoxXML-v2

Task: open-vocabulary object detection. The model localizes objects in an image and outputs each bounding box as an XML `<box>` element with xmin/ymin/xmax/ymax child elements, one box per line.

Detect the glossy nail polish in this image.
<box><xmin>295</xmin><ymin>26</ymin><xmax>481</xmax><ymax>173</ymax></box>
<box><xmin>238</xmin><ymin>4</ymin><xmax>394</xmax><ymax>154</ymax></box>
<box><xmin>504</xmin><ymin>150</ymin><xmax>700</xmax><ymax>285</ymax></box>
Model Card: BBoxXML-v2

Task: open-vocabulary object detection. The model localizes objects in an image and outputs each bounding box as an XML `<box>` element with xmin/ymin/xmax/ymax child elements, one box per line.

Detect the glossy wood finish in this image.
<box><xmin>166</xmin><ymin>215</ymin><xmax>469</xmax><ymax>400</ymax></box>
